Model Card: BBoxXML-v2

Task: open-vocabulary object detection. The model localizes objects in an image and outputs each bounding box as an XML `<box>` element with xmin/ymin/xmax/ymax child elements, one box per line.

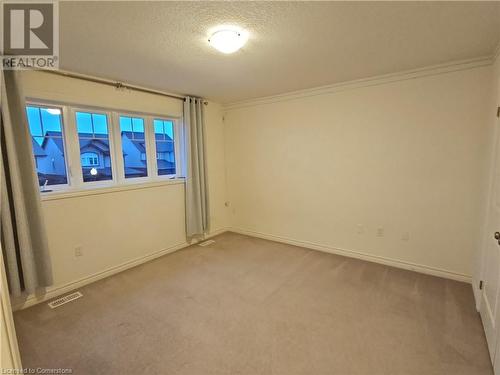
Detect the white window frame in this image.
<box><xmin>25</xmin><ymin>101</ymin><xmax>71</xmax><ymax>192</ymax></box>
<box><xmin>25</xmin><ymin>99</ymin><xmax>184</xmax><ymax>195</ymax></box>
<box><xmin>70</xmin><ymin>107</ymin><xmax>118</xmax><ymax>189</ymax></box>
<box><xmin>151</xmin><ymin>117</ymin><xmax>180</xmax><ymax>180</ymax></box>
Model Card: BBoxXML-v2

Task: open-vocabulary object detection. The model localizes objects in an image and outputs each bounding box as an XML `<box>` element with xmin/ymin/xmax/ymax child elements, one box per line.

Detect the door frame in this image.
<box><xmin>476</xmin><ymin>114</ymin><xmax>499</xmax><ymax>307</ymax></box>
<box><xmin>477</xmin><ymin>111</ymin><xmax>500</xmax><ymax>370</ymax></box>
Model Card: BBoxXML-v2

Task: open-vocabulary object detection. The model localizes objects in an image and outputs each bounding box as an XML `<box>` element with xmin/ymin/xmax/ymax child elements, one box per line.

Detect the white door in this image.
<box><xmin>480</xmin><ymin>118</ymin><xmax>500</xmax><ymax>366</ymax></box>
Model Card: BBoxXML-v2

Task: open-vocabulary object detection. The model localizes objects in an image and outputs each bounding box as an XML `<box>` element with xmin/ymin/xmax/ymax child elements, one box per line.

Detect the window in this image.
<box><xmin>25</xmin><ymin>101</ymin><xmax>182</xmax><ymax>193</ymax></box>
<box><xmin>153</xmin><ymin>119</ymin><xmax>176</xmax><ymax>176</ymax></box>
<box><xmin>119</xmin><ymin>116</ymin><xmax>147</xmax><ymax>178</ymax></box>
<box><xmin>81</xmin><ymin>152</ymin><xmax>99</xmax><ymax>167</ymax></box>
<box><xmin>75</xmin><ymin>111</ymin><xmax>113</xmax><ymax>182</ymax></box>
<box><xmin>25</xmin><ymin>105</ymin><xmax>68</xmax><ymax>187</ymax></box>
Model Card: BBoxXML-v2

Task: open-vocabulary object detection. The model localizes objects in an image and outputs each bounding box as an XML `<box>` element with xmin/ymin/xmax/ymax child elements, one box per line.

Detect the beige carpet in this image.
<box><xmin>15</xmin><ymin>232</ymin><xmax>492</xmax><ymax>375</ymax></box>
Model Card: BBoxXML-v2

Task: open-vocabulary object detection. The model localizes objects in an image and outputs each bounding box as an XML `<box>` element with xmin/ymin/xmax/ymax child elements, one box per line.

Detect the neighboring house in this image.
<box><xmin>31</xmin><ymin>138</ymin><xmax>47</xmax><ymax>169</ymax></box>
<box><xmin>121</xmin><ymin>131</ymin><xmax>148</xmax><ymax>178</ymax></box>
<box><xmin>119</xmin><ymin>131</ymin><xmax>175</xmax><ymax>177</ymax></box>
<box><xmin>32</xmin><ymin>131</ymin><xmax>175</xmax><ymax>185</ymax></box>
<box><xmin>78</xmin><ymin>134</ymin><xmax>113</xmax><ymax>181</ymax></box>
<box><xmin>33</xmin><ymin>133</ymin><xmax>68</xmax><ymax>186</ymax></box>
<box><xmin>154</xmin><ymin>133</ymin><xmax>176</xmax><ymax>176</ymax></box>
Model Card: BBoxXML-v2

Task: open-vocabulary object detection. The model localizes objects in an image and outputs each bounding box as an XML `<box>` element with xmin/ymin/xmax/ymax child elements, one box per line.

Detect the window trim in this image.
<box><xmin>25</xmin><ymin>99</ymin><xmax>185</xmax><ymax>196</ymax></box>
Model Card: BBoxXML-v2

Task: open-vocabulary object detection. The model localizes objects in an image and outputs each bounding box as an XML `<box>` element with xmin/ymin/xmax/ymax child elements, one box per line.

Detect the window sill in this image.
<box><xmin>40</xmin><ymin>178</ymin><xmax>185</xmax><ymax>201</ymax></box>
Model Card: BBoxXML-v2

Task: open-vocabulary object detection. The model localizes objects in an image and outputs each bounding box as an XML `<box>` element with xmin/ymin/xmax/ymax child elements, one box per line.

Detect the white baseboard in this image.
<box><xmin>230</xmin><ymin>227</ymin><xmax>472</xmax><ymax>283</ymax></box>
<box><xmin>13</xmin><ymin>227</ymin><xmax>229</xmax><ymax>311</ymax></box>
<box><xmin>472</xmin><ymin>277</ymin><xmax>483</xmax><ymax>311</ymax></box>
<box><xmin>13</xmin><ymin>226</ymin><xmax>469</xmax><ymax>311</ymax></box>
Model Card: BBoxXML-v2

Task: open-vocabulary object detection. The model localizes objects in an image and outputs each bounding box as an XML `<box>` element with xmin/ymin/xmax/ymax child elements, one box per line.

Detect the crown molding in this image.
<box><xmin>223</xmin><ymin>56</ymin><xmax>493</xmax><ymax>111</ymax></box>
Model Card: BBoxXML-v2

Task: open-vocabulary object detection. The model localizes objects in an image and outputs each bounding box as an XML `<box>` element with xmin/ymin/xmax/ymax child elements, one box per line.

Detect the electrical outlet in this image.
<box><xmin>401</xmin><ymin>232</ymin><xmax>410</xmax><ymax>241</ymax></box>
<box><xmin>75</xmin><ymin>246</ymin><xmax>83</xmax><ymax>257</ymax></box>
<box><xmin>356</xmin><ymin>224</ymin><xmax>364</xmax><ymax>234</ymax></box>
<box><xmin>377</xmin><ymin>227</ymin><xmax>384</xmax><ymax>237</ymax></box>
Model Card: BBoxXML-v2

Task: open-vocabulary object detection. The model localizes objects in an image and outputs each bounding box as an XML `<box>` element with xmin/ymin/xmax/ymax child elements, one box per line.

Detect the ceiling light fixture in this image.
<box><xmin>208</xmin><ymin>28</ymin><xmax>248</xmax><ymax>54</ymax></box>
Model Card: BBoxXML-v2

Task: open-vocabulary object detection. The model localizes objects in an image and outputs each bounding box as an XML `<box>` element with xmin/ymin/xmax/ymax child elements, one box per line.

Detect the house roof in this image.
<box><xmin>120</xmin><ymin>132</ymin><xmax>147</xmax><ymax>154</ymax></box>
<box><xmin>31</xmin><ymin>138</ymin><xmax>47</xmax><ymax>157</ymax></box>
<box><xmin>132</xmin><ymin>141</ymin><xmax>146</xmax><ymax>153</ymax></box>
<box><xmin>122</xmin><ymin>132</ymin><xmax>173</xmax><ymax>153</ymax></box>
<box><xmin>154</xmin><ymin>133</ymin><xmax>173</xmax><ymax>142</ymax></box>
<box><xmin>79</xmin><ymin>138</ymin><xmax>111</xmax><ymax>154</ymax></box>
<box><xmin>37</xmin><ymin>130</ymin><xmax>173</xmax><ymax>155</ymax></box>
<box><xmin>40</xmin><ymin>131</ymin><xmax>111</xmax><ymax>156</ymax></box>
<box><xmin>41</xmin><ymin>131</ymin><xmax>65</xmax><ymax>155</ymax></box>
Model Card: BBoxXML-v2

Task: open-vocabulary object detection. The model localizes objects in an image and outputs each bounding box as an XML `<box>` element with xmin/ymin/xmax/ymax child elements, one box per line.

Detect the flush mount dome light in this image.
<box><xmin>208</xmin><ymin>28</ymin><xmax>248</xmax><ymax>54</ymax></box>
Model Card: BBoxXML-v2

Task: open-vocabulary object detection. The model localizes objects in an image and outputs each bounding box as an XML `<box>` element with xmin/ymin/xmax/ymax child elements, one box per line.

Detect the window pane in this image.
<box><xmin>93</xmin><ymin>114</ymin><xmax>108</xmax><ymax>135</ymax></box>
<box><xmin>26</xmin><ymin>106</ymin><xmax>42</xmax><ymax>136</ymax></box>
<box><xmin>164</xmin><ymin>120</ymin><xmax>174</xmax><ymax>138</ymax></box>
<box><xmin>120</xmin><ymin>116</ymin><xmax>147</xmax><ymax>178</ymax></box>
<box><xmin>25</xmin><ymin>106</ymin><xmax>68</xmax><ymax>187</ymax></box>
<box><xmin>120</xmin><ymin>116</ymin><xmax>132</xmax><ymax>132</ymax></box>
<box><xmin>153</xmin><ymin>119</ymin><xmax>164</xmax><ymax>138</ymax></box>
<box><xmin>75</xmin><ymin>112</ymin><xmax>92</xmax><ymax>133</ymax></box>
<box><xmin>154</xmin><ymin>119</ymin><xmax>176</xmax><ymax>176</ymax></box>
<box><xmin>75</xmin><ymin>111</ymin><xmax>113</xmax><ymax>182</ymax></box>
<box><xmin>132</xmin><ymin>117</ymin><xmax>144</xmax><ymax>134</ymax></box>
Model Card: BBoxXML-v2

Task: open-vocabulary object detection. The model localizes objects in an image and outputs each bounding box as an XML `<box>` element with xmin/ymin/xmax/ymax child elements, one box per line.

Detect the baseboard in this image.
<box><xmin>230</xmin><ymin>227</ymin><xmax>472</xmax><ymax>283</ymax></box>
<box><xmin>472</xmin><ymin>276</ymin><xmax>483</xmax><ymax>311</ymax></box>
<box><xmin>13</xmin><ymin>226</ymin><xmax>468</xmax><ymax>311</ymax></box>
<box><xmin>12</xmin><ymin>227</ymin><xmax>229</xmax><ymax>311</ymax></box>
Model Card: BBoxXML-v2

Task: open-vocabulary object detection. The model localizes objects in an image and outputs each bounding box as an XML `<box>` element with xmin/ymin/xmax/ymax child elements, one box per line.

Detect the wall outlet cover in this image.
<box><xmin>75</xmin><ymin>246</ymin><xmax>83</xmax><ymax>257</ymax></box>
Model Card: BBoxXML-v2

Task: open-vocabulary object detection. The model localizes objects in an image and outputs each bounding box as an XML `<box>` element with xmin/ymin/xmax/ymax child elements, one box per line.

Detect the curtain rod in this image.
<box><xmin>39</xmin><ymin>69</ymin><xmax>192</xmax><ymax>102</ymax></box>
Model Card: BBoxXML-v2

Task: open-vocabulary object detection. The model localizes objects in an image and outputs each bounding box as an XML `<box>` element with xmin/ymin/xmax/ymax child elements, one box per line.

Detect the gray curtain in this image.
<box><xmin>1</xmin><ymin>70</ymin><xmax>52</xmax><ymax>297</ymax></box>
<box><xmin>184</xmin><ymin>97</ymin><xmax>210</xmax><ymax>238</ymax></box>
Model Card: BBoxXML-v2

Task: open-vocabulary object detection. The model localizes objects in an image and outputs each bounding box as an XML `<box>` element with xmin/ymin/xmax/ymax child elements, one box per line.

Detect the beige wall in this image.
<box><xmin>14</xmin><ymin>71</ymin><xmax>228</xmax><ymax>308</ymax></box>
<box><xmin>224</xmin><ymin>65</ymin><xmax>492</xmax><ymax>279</ymax></box>
<box><xmin>13</xmin><ymin>62</ymin><xmax>496</xmax><ymax>309</ymax></box>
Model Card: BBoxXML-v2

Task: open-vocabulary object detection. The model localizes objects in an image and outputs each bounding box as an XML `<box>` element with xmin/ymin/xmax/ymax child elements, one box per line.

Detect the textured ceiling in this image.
<box><xmin>59</xmin><ymin>1</ymin><xmax>500</xmax><ymax>104</ymax></box>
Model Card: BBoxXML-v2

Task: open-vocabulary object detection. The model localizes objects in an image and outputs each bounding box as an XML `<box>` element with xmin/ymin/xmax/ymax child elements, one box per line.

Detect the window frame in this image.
<box><xmin>151</xmin><ymin>117</ymin><xmax>180</xmax><ymax>180</ymax></box>
<box><xmin>25</xmin><ymin>101</ymin><xmax>71</xmax><ymax>192</ymax></box>
<box><xmin>25</xmin><ymin>99</ymin><xmax>184</xmax><ymax>195</ymax></box>
<box><xmin>71</xmin><ymin>107</ymin><xmax>118</xmax><ymax>188</ymax></box>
